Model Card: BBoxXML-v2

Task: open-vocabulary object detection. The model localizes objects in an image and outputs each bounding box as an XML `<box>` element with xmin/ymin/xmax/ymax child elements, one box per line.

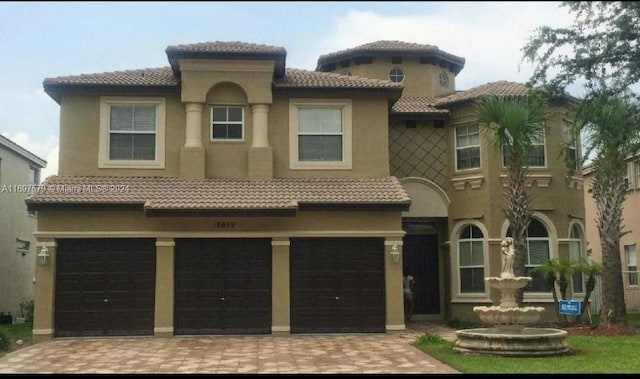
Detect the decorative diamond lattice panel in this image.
<box><xmin>389</xmin><ymin>121</ymin><xmax>448</xmax><ymax>188</ymax></box>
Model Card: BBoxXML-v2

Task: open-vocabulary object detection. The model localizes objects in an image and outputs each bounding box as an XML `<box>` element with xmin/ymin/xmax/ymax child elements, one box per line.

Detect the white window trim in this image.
<box><xmin>210</xmin><ymin>105</ymin><xmax>245</xmax><ymax>142</ymax></box>
<box><xmin>625</xmin><ymin>244</ymin><xmax>638</xmax><ymax>288</ymax></box>
<box><xmin>388</xmin><ymin>67</ymin><xmax>405</xmax><ymax>83</ymax></box>
<box><xmin>454</xmin><ymin>123</ymin><xmax>481</xmax><ymax>172</ymax></box>
<box><xmin>99</xmin><ymin>96</ymin><xmax>166</xmax><ymax>169</ymax></box>
<box><xmin>458</xmin><ymin>226</ymin><xmax>486</xmax><ymax>294</ymax></box>
<box><xmin>450</xmin><ymin>220</ymin><xmax>491</xmax><ymax>302</ymax></box>
<box><xmin>502</xmin><ymin>128</ymin><xmax>547</xmax><ymax>169</ymax></box>
<box><xmin>567</xmin><ymin>220</ymin><xmax>587</xmax><ymax>294</ymax></box>
<box><xmin>288</xmin><ymin>98</ymin><xmax>352</xmax><ymax>170</ymax></box>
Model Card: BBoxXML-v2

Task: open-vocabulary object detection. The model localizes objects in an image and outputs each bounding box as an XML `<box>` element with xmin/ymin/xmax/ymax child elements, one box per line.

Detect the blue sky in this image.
<box><xmin>0</xmin><ymin>1</ymin><xmax>575</xmax><ymax>178</ymax></box>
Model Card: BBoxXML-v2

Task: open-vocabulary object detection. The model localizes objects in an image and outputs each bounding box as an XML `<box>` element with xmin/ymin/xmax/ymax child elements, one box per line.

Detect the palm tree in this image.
<box><xmin>576</xmin><ymin>260</ymin><xmax>602</xmax><ymax>322</ymax></box>
<box><xmin>476</xmin><ymin>94</ymin><xmax>549</xmax><ymax>305</ymax></box>
<box><xmin>534</xmin><ymin>259</ymin><xmax>576</xmax><ymax>324</ymax></box>
<box><xmin>572</xmin><ymin>92</ymin><xmax>640</xmax><ymax>325</ymax></box>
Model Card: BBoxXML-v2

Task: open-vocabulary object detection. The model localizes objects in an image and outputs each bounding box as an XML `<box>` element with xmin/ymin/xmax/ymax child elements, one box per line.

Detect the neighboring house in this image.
<box><xmin>29</xmin><ymin>40</ymin><xmax>583</xmax><ymax>340</ymax></box>
<box><xmin>0</xmin><ymin>134</ymin><xmax>46</xmax><ymax>321</ymax></box>
<box><xmin>584</xmin><ymin>157</ymin><xmax>640</xmax><ymax>311</ymax></box>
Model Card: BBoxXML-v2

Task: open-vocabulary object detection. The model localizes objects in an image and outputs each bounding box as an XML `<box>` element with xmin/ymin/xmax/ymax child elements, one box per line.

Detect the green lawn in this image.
<box><xmin>1</xmin><ymin>323</ymin><xmax>32</xmax><ymax>342</ymax></box>
<box><xmin>415</xmin><ymin>333</ymin><xmax>640</xmax><ymax>373</ymax></box>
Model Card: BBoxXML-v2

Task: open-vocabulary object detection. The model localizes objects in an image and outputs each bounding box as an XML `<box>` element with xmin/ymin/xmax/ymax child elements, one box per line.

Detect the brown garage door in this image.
<box><xmin>290</xmin><ymin>238</ymin><xmax>385</xmax><ymax>333</ymax></box>
<box><xmin>174</xmin><ymin>239</ymin><xmax>271</xmax><ymax>335</ymax></box>
<box><xmin>55</xmin><ymin>239</ymin><xmax>156</xmax><ymax>337</ymax></box>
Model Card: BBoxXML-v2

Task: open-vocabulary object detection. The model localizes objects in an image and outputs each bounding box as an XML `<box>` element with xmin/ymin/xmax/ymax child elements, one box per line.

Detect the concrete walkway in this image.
<box><xmin>0</xmin><ymin>330</ymin><xmax>459</xmax><ymax>374</ymax></box>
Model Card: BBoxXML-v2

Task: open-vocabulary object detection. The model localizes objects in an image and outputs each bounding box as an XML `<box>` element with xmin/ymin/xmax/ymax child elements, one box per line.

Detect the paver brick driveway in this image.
<box><xmin>0</xmin><ymin>333</ymin><xmax>458</xmax><ymax>374</ymax></box>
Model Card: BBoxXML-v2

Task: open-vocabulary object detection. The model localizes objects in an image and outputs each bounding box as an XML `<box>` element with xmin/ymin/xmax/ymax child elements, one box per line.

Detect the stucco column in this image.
<box><xmin>33</xmin><ymin>240</ymin><xmax>55</xmax><ymax>342</ymax></box>
<box><xmin>184</xmin><ymin>102</ymin><xmax>203</xmax><ymax>148</ymax></box>
<box><xmin>154</xmin><ymin>239</ymin><xmax>174</xmax><ymax>337</ymax></box>
<box><xmin>271</xmin><ymin>238</ymin><xmax>290</xmax><ymax>335</ymax></box>
<box><xmin>385</xmin><ymin>238</ymin><xmax>405</xmax><ymax>331</ymax></box>
<box><xmin>180</xmin><ymin>103</ymin><xmax>205</xmax><ymax>179</ymax></box>
<box><xmin>251</xmin><ymin>104</ymin><xmax>270</xmax><ymax>148</ymax></box>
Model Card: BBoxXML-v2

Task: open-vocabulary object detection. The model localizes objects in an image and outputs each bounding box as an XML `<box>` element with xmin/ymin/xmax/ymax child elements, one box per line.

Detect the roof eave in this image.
<box><xmin>43</xmin><ymin>83</ymin><xmax>180</xmax><ymax>103</ymax></box>
<box><xmin>166</xmin><ymin>51</ymin><xmax>287</xmax><ymax>77</ymax></box>
<box><xmin>317</xmin><ymin>50</ymin><xmax>465</xmax><ymax>74</ymax></box>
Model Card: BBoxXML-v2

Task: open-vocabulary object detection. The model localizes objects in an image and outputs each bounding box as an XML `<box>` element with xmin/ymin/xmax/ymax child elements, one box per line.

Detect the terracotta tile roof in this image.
<box><xmin>26</xmin><ymin>176</ymin><xmax>411</xmax><ymax>214</ymax></box>
<box><xmin>43</xmin><ymin>67</ymin><xmax>178</xmax><ymax>87</ymax></box>
<box><xmin>274</xmin><ymin>68</ymin><xmax>402</xmax><ymax>90</ymax></box>
<box><xmin>435</xmin><ymin>81</ymin><xmax>530</xmax><ymax>107</ymax></box>
<box><xmin>317</xmin><ymin>40</ymin><xmax>465</xmax><ymax>73</ymax></box>
<box><xmin>391</xmin><ymin>97</ymin><xmax>449</xmax><ymax>115</ymax></box>
<box><xmin>165</xmin><ymin>41</ymin><xmax>286</xmax><ymax>54</ymax></box>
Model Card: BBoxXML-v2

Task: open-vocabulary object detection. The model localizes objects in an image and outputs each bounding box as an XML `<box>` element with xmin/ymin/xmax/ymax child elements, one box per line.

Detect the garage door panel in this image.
<box><xmin>174</xmin><ymin>238</ymin><xmax>271</xmax><ymax>335</ymax></box>
<box><xmin>55</xmin><ymin>239</ymin><xmax>155</xmax><ymax>337</ymax></box>
<box><xmin>291</xmin><ymin>238</ymin><xmax>385</xmax><ymax>333</ymax></box>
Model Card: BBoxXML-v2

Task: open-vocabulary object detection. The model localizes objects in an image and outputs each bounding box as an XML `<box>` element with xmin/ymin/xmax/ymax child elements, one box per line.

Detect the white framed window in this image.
<box><xmin>388</xmin><ymin>67</ymin><xmax>405</xmax><ymax>83</ymax></box>
<box><xmin>625</xmin><ymin>244</ymin><xmax>638</xmax><ymax>286</ymax></box>
<box><xmin>99</xmin><ymin>97</ymin><xmax>165</xmax><ymax>169</ymax></box>
<box><xmin>568</xmin><ymin>223</ymin><xmax>586</xmax><ymax>293</ymax></box>
<box><xmin>29</xmin><ymin>166</ymin><xmax>40</xmax><ymax>185</ymax></box>
<box><xmin>458</xmin><ymin>225</ymin><xmax>485</xmax><ymax>293</ymax></box>
<box><xmin>624</xmin><ymin>161</ymin><xmax>633</xmax><ymax>190</ymax></box>
<box><xmin>289</xmin><ymin>98</ymin><xmax>352</xmax><ymax>170</ymax></box>
<box><xmin>507</xmin><ymin>218</ymin><xmax>550</xmax><ymax>292</ymax></box>
<box><xmin>211</xmin><ymin>106</ymin><xmax>244</xmax><ymax>141</ymax></box>
<box><xmin>502</xmin><ymin>128</ymin><xmax>546</xmax><ymax>168</ymax></box>
<box><xmin>635</xmin><ymin>160</ymin><xmax>640</xmax><ymax>189</ymax></box>
<box><xmin>563</xmin><ymin>122</ymin><xmax>578</xmax><ymax>170</ymax></box>
<box><xmin>455</xmin><ymin>123</ymin><xmax>480</xmax><ymax>170</ymax></box>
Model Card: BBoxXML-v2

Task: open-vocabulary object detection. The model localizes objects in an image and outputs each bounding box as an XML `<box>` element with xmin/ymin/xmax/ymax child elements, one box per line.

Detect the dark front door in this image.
<box><xmin>290</xmin><ymin>238</ymin><xmax>385</xmax><ymax>333</ymax></box>
<box><xmin>174</xmin><ymin>238</ymin><xmax>271</xmax><ymax>335</ymax></box>
<box><xmin>55</xmin><ymin>239</ymin><xmax>156</xmax><ymax>337</ymax></box>
<box><xmin>403</xmin><ymin>234</ymin><xmax>440</xmax><ymax>314</ymax></box>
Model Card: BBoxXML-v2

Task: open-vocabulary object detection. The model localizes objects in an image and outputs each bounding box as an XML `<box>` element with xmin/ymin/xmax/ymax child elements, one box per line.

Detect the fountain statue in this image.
<box><xmin>453</xmin><ymin>237</ymin><xmax>569</xmax><ymax>356</ymax></box>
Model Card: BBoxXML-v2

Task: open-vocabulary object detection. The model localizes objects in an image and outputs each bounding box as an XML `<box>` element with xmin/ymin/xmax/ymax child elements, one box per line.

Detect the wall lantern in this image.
<box><xmin>37</xmin><ymin>243</ymin><xmax>50</xmax><ymax>265</ymax></box>
<box><xmin>390</xmin><ymin>242</ymin><xmax>401</xmax><ymax>263</ymax></box>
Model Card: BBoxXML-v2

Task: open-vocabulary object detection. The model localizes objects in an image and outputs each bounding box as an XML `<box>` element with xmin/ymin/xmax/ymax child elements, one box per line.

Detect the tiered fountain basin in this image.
<box><xmin>453</xmin><ymin>275</ymin><xmax>570</xmax><ymax>356</ymax></box>
<box><xmin>474</xmin><ymin>306</ymin><xmax>545</xmax><ymax>332</ymax></box>
<box><xmin>454</xmin><ymin>327</ymin><xmax>569</xmax><ymax>356</ymax></box>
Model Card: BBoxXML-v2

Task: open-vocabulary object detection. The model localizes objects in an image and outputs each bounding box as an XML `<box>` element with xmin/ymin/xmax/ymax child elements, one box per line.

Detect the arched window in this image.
<box><xmin>508</xmin><ymin>218</ymin><xmax>549</xmax><ymax>292</ymax></box>
<box><xmin>458</xmin><ymin>225</ymin><xmax>485</xmax><ymax>293</ymax></box>
<box><xmin>569</xmin><ymin>224</ymin><xmax>586</xmax><ymax>293</ymax></box>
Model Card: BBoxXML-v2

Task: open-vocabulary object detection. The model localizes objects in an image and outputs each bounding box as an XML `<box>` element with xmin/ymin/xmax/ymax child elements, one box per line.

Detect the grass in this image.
<box><xmin>1</xmin><ymin>323</ymin><xmax>33</xmax><ymax>341</ymax></box>
<box><xmin>0</xmin><ymin>323</ymin><xmax>32</xmax><ymax>357</ymax></box>
<box><xmin>415</xmin><ymin>333</ymin><xmax>640</xmax><ymax>373</ymax></box>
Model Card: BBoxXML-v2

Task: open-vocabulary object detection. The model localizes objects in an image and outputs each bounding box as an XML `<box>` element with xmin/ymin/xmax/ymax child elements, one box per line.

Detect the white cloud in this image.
<box><xmin>321</xmin><ymin>2</ymin><xmax>574</xmax><ymax>91</ymax></box>
<box><xmin>1</xmin><ymin>131</ymin><xmax>58</xmax><ymax>179</ymax></box>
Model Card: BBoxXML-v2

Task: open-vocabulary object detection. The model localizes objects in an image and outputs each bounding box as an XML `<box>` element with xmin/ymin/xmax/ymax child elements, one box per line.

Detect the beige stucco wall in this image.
<box><xmin>270</xmin><ymin>92</ymin><xmax>391</xmax><ymax>177</ymax></box>
<box><xmin>443</xmin><ymin>102</ymin><xmax>585</xmax><ymax>322</ymax></box>
<box><xmin>0</xmin><ymin>145</ymin><xmax>39</xmax><ymax>319</ymax></box>
<box><xmin>33</xmin><ymin>209</ymin><xmax>405</xmax><ymax>337</ymax></box>
<box><xmin>58</xmin><ymin>92</ymin><xmax>184</xmax><ymax>177</ymax></box>
<box><xmin>326</xmin><ymin>57</ymin><xmax>457</xmax><ymax>97</ymax></box>
<box><xmin>57</xmin><ymin>90</ymin><xmax>391</xmax><ymax>179</ymax></box>
<box><xmin>446</xmin><ymin>103</ymin><xmax>584</xmax><ymax>240</ymax></box>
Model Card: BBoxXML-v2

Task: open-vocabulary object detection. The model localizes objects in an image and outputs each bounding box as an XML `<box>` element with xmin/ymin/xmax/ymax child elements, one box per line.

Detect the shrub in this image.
<box><xmin>19</xmin><ymin>298</ymin><xmax>34</xmax><ymax>323</ymax></box>
<box><xmin>418</xmin><ymin>332</ymin><xmax>444</xmax><ymax>344</ymax></box>
<box><xmin>0</xmin><ymin>327</ymin><xmax>9</xmax><ymax>351</ymax></box>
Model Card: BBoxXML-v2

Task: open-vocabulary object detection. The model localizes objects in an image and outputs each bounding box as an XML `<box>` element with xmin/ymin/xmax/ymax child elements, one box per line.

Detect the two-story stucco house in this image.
<box><xmin>0</xmin><ymin>134</ymin><xmax>46</xmax><ymax>321</ymax></box>
<box><xmin>29</xmin><ymin>40</ymin><xmax>584</xmax><ymax>340</ymax></box>
<box><xmin>584</xmin><ymin>156</ymin><xmax>640</xmax><ymax>312</ymax></box>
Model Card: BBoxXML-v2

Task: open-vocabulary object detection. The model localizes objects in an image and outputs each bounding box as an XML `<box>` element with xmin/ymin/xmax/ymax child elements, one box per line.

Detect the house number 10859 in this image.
<box><xmin>213</xmin><ymin>221</ymin><xmax>236</xmax><ymax>229</ymax></box>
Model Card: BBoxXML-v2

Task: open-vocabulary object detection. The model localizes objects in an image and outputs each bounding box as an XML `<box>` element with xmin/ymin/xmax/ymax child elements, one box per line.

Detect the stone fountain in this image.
<box><xmin>453</xmin><ymin>237</ymin><xmax>570</xmax><ymax>356</ymax></box>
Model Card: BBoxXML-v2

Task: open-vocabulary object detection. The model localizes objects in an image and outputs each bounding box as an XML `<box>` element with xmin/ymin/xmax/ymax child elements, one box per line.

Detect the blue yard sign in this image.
<box><xmin>559</xmin><ymin>300</ymin><xmax>581</xmax><ymax>315</ymax></box>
